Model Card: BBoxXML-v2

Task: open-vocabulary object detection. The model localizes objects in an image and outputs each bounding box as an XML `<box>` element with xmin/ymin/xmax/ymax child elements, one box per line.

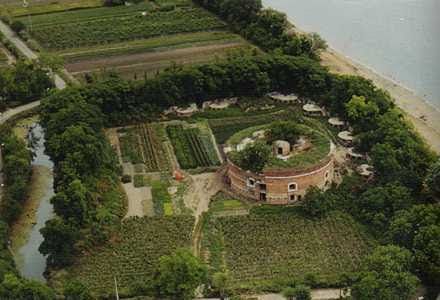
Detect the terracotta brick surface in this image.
<box><xmin>227</xmin><ymin>157</ymin><xmax>334</xmax><ymax>205</ymax></box>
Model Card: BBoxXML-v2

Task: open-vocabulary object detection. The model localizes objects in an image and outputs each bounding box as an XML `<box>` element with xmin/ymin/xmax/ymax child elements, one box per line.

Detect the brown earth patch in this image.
<box><xmin>66</xmin><ymin>42</ymin><xmax>245</xmax><ymax>74</ymax></box>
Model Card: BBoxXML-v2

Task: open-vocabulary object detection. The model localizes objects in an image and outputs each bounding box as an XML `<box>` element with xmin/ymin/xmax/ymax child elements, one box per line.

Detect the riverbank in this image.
<box><xmin>10</xmin><ymin>165</ymin><xmax>51</xmax><ymax>255</ymax></box>
<box><xmin>277</xmin><ymin>11</ymin><xmax>440</xmax><ymax>154</ymax></box>
<box><xmin>320</xmin><ymin>48</ymin><xmax>440</xmax><ymax>154</ymax></box>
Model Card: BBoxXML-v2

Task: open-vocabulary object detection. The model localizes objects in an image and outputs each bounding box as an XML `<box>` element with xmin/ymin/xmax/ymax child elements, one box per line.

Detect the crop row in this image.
<box><xmin>202</xmin><ymin>210</ymin><xmax>373</xmax><ymax>291</ymax></box>
<box><xmin>70</xmin><ymin>216</ymin><xmax>194</xmax><ymax>296</ymax></box>
<box><xmin>23</xmin><ymin>8</ymin><xmax>226</xmax><ymax>50</ymax></box>
<box><xmin>167</xmin><ymin>125</ymin><xmax>220</xmax><ymax>169</ymax></box>
<box><xmin>119</xmin><ymin>128</ymin><xmax>143</xmax><ymax>164</ymax></box>
<box><xmin>138</xmin><ymin>124</ymin><xmax>169</xmax><ymax>172</ymax></box>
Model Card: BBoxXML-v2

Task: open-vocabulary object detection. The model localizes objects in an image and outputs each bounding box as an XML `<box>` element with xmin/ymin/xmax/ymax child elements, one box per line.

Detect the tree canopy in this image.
<box><xmin>352</xmin><ymin>245</ymin><xmax>419</xmax><ymax>300</ymax></box>
<box><xmin>153</xmin><ymin>249</ymin><xmax>207</xmax><ymax>300</ymax></box>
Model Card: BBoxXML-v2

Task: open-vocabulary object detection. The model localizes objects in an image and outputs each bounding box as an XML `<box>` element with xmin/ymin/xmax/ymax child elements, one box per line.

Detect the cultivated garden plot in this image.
<box><xmin>18</xmin><ymin>5</ymin><xmax>226</xmax><ymax>50</ymax></box>
<box><xmin>201</xmin><ymin>208</ymin><xmax>374</xmax><ymax>292</ymax></box>
<box><xmin>9</xmin><ymin>0</ymin><xmax>249</xmax><ymax>78</ymax></box>
<box><xmin>66</xmin><ymin>216</ymin><xmax>194</xmax><ymax>297</ymax></box>
<box><xmin>166</xmin><ymin>122</ymin><xmax>220</xmax><ymax>169</ymax></box>
<box><xmin>0</xmin><ymin>0</ymin><xmax>103</xmax><ymax>16</ymax></box>
<box><xmin>118</xmin><ymin>123</ymin><xmax>170</xmax><ymax>173</ymax></box>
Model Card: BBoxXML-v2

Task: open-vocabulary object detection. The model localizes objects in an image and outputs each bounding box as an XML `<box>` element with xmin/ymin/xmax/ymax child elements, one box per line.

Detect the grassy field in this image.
<box><xmin>62</xmin><ymin>216</ymin><xmax>194</xmax><ymax>297</ymax></box>
<box><xmin>208</xmin><ymin>109</ymin><xmax>300</xmax><ymax>144</ymax></box>
<box><xmin>201</xmin><ymin>206</ymin><xmax>374</xmax><ymax>292</ymax></box>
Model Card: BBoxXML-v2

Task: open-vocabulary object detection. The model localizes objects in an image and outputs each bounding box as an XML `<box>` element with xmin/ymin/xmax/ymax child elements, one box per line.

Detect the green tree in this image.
<box><xmin>39</xmin><ymin>52</ymin><xmax>65</xmax><ymax>73</ymax></box>
<box><xmin>63</xmin><ymin>280</ymin><xmax>92</xmax><ymax>300</ymax></box>
<box><xmin>267</xmin><ymin>121</ymin><xmax>301</xmax><ymax>145</ymax></box>
<box><xmin>302</xmin><ymin>187</ymin><xmax>336</xmax><ymax>218</ymax></box>
<box><xmin>389</xmin><ymin>204</ymin><xmax>440</xmax><ymax>285</ymax></box>
<box><xmin>352</xmin><ymin>245</ymin><xmax>419</xmax><ymax>300</ymax></box>
<box><xmin>51</xmin><ymin>179</ymin><xmax>89</xmax><ymax>225</ymax></box>
<box><xmin>39</xmin><ymin>218</ymin><xmax>79</xmax><ymax>267</ymax></box>
<box><xmin>0</xmin><ymin>273</ymin><xmax>55</xmax><ymax>299</ymax></box>
<box><xmin>234</xmin><ymin>141</ymin><xmax>271</xmax><ymax>173</ymax></box>
<box><xmin>307</xmin><ymin>32</ymin><xmax>327</xmax><ymax>52</ymax></box>
<box><xmin>356</xmin><ymin>183</ymin><xmax>413</xmax><ymax>230</ymax></box>
<box><xmin>282</xmin><ymin>286</ymin><xmax>295</xmax><ymax>300</ymax></box>
<box><xmin>153</xmin><ymin>248</ymin><xmax>207</xmax><ymax>300</ymax></box>
<box><xmin>293</xmin><ymin>284</ymin><xmax>312</xmax><ymax>300</ymax></box>
<box><xmin>425</xmin><ymin>159</ymin><xmax>440</xmax><ymax>198</ymax></box>
<box><xmin>10</xmin><ymin>20</ymin><xmax>25</xmax><ymax>33</ymax></box>
<box><xmin>345</xmin><ymin>95</ymin><xmax>380</xmax><ymax>132</ymax></box>
<box><xmin>212</xmin><ymin>272</ymin><xmax>230</xmax><ymax>300</ymax></box>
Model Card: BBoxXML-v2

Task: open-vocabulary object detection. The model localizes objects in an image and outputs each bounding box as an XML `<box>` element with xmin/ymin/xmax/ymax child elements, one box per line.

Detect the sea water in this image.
<box><xmin>263</xmin><ymin>0</ymin><xmax>440</xmax><ymax>109</ymax></box>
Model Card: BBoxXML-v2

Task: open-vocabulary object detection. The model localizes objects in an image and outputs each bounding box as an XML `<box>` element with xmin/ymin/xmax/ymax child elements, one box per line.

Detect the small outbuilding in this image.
<box><xmin>347</xmin><ymin>147</ymin><xmax>363</xmax><ymax>160</ymax></box>
<box><xmin>273</xmin><ymin>140</ymin><xmax>291</xmax><ymax>156</ymax></box>
<box><xmin>357</xmin><ymin>164</ymin><xmax>374</xmax><ymax>178</ymax></box>
<box><xmin>176</xmin><ymin>103</ymin><xmax>198</xmax><ymax>117</ymax></box>
<box><xmin>338</xmin><ymin>130</ymin><xmax>354</xmax><ymax>146</ymax></box>
<box><xmin>303</xmin><ymin>103</ymin><xmax>323</xmax><ymax>116</ymax></box>
<box><xmin>328</xmin><ymin>117</ymin><xmax>345</xmax><ymax>128</ymax></box>
<box><xmin>268</xmin><ymin>92</ymin><xmax>299</xmax><ymax>103</ymax></box>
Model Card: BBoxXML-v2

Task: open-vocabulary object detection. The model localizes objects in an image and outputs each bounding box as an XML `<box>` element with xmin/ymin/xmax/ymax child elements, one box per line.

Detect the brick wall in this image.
<box><xmin>227</xmin><ymin>157</ymin><xmax>334</xmax><ymax>205</ymax></box>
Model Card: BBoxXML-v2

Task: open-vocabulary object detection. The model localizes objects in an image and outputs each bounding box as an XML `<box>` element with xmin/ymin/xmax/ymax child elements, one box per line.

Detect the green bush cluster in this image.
<box><xmin>0</xmin><ymin>60</ymin><xmax>53</xmax><ymax>109</ymax></box>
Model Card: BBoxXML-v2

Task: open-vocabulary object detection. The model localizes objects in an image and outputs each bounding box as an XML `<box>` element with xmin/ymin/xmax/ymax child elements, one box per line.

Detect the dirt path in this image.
<box><xmin>185</xmin><ymin>173</ymin><xmax>223</xmax><ymax>224</ymax></box>
<box><xmin>184</xmin><ymin>172</ymin><xmax>222</xmax><ymax>255</ymax></box>
<box><xmin>0</xmin><ymin>20</ymin><xmax>67</xmax><ymax>89</ymax></box>
<box><xmin>66</xmin><ymin>42</ymin><xmax>245</xmax><ymax>73</ymax></box>
<box><xmin>321</xmin><ymin>49</ymin><xmax>440</xmax><ymax>154</ymax></box>
<box><xmin>249</xmin><ymin>289</ymin><xmax>346</xmax><ymax>300</ymax></box>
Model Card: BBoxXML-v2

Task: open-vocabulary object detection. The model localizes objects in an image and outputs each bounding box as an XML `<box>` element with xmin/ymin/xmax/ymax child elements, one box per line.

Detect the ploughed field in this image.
<box><xmin>13</xmin><ymin>0</ymin><xmax>249</xmax><ymax>79</ymax></box>
<box><xmin>202</xmin><ymin>206</ymin><xmax>374</xmax><ymax>292</ymax></box>
<box><xmin>64</xmin><ymin>216</ymin><xmax>194</xmax><ymax>297</ymax></box>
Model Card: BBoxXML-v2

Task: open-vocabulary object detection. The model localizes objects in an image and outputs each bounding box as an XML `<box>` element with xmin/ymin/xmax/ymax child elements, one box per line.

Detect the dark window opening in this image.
<box><xmin>259</xmin><ymin>183</ymin><xmax>267</xmax><ymax>191</ymax></box>
<box><xmin>290</xmin><ymin>195</ymin><xmax>296</xmax><ymax>201</ymax></box>
<box><xmin>289</xmin><ymin>183</ymin><xmax>297</xmax><ymax>191</ymax></box>
<box><xmin>260</xmin><ymin>193</ymin><xmax>267</xmax><ymax>201</ymax></box>
<box><xmin>278</xmin><ymin>147</ymin><xmax>283</xmax><ymax>155</ymax></box>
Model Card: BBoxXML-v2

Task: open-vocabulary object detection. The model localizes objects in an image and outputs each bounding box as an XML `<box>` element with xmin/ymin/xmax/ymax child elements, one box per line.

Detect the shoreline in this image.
<box><xmin>10</xmin><ymin>165</ymin><xmax>51</xmax><ymax>274</ymax></box>
<box><xmin>320</xmin><ymin>48</ymin><xmax>440</xmax><ymax>154</ymax></box>
<box><xmin>279</xmin><ymin>14</ymin><xmax>440</xmax><ymax>154</ymax></box>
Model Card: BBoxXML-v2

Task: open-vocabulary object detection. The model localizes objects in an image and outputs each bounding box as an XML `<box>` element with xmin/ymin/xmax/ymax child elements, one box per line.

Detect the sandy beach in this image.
<box><xmin>277</xmin><ymin>10</ymin><xmax>440</xmax><ymax>154</ymax></box>
<box><xmin>320</xmin><ymin>48</ymin><xmax>440</xmax><ymax>154</ymax></box>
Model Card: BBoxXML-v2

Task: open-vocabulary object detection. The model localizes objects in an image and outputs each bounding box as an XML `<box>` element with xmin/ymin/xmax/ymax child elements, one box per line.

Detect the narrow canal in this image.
<box><xmin>13</xmin><ymin>123</ymin><xmax>54</xmax><ymax>281</ymax></box>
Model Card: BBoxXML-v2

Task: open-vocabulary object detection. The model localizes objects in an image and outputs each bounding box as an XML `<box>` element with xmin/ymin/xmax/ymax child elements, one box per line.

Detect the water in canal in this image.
<box><xmin>13</xmin><ymin>123</ymin><xmax>54</xmax><ymax>281</ymax></box>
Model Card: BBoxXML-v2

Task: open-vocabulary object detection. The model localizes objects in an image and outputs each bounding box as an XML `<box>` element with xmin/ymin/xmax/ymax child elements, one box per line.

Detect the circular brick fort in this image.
<box><xmin>224</xmin><ymin>124</ymin><xmax>335</xmax><ymax>205</ymax></box>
